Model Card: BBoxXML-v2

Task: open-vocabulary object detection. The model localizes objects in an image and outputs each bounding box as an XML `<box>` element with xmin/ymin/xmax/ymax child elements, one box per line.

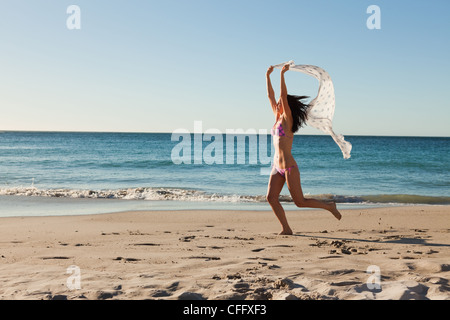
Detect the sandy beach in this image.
<box><xmin>0</xmin><ymin>205</ymin><xmax>449</xmax><ymax>300</ymax></box>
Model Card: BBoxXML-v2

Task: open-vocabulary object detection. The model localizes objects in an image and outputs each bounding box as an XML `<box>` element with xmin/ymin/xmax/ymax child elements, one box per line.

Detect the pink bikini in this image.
<box><xmin>271</xmin><ymin>121</ymin><xmax>297</xmax><ymax>177</ymax></box>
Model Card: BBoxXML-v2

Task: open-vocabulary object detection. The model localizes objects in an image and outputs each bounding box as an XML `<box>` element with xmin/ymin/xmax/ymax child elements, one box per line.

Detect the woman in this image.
<box><xmin>266</xmin><ymin>64</ymin><xmax>341</xmax><ymax>235</ymax></box>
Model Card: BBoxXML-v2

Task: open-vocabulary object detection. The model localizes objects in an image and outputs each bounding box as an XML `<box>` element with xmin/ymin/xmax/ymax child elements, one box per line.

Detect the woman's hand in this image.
<box><xmin>266</xmin><ymin>66</ymin><xmax>274</xmax><ymax>76</ymax></box>
<box><xmin>281</xmin><ymin>63</ymin><xmax>290</xmax><ymax>74</ymax></box>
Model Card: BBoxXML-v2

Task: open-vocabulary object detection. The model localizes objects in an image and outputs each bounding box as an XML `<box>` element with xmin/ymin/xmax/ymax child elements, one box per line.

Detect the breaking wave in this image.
<box><xmin>0</xmin><ymin>187</ymin><xmax>449</xmax><ymax>205</ymax></box>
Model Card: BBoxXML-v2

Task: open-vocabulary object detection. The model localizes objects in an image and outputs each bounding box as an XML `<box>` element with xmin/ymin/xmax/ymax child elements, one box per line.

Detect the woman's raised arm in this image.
<box><xmin>266</xmin><ymin>66</ymin><xmax>277</xmax><ymax>115</ymax></box>
<box><xmin>280</xmin><ymin>64</ymin><xmax>291</xmax><ymax>118</ymax></box>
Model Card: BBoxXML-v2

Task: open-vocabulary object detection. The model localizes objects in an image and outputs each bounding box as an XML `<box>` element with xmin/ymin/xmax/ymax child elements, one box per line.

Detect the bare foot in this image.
<box><xmin>279</xmin><ymin>228</ymin><xmax>293</xmax><ymax>235</ymax></box>
<box><xmin>330</xmin><ymin>202</ymin><xmax>342</xmax><ymax>220</ymax></box>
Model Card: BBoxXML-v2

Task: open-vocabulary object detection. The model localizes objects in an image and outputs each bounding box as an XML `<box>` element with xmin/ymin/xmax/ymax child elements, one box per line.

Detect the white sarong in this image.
<box><xmin>273</xmin><ymin>60</ymin><xmax>352</xmax><ymax>159</ymax></box>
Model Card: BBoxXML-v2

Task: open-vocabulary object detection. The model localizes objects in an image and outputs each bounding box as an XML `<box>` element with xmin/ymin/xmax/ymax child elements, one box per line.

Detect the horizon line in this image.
<box><xmin>0</xmin><ymin>129</ymin><xmax>449</xmax><ymax>138</ymax></box>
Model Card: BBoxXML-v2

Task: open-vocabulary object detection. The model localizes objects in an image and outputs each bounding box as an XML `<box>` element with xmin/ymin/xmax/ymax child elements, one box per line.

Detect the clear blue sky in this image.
<box><xmin>0</xmin><ymin>0</ymin><xmax>449</xmax><ymax>136</ymax></box>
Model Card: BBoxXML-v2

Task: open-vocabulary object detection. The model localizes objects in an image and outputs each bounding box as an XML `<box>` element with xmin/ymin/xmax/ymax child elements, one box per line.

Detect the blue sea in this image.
<box><xmin>0</xmin><ymin>131</ymin><xmax>449</xmax><ymax>217</ymax></box>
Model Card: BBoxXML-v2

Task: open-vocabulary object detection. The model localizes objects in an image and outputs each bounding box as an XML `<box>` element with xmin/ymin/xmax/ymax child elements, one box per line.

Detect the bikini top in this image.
<box><xmin>271</xmin><ymin>121</ymin><xmax>293</xmax><ymax>138</ymax></box>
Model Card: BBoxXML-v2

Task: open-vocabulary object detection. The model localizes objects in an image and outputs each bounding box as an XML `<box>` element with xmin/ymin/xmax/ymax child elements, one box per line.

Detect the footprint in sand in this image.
<box><xmin>45</xmin><ymin>294</ymin><xmax>68</xmax><ymax>300</ymax></box>
<box><xmin>128</xmin><ymin>230</ymin><xmax>151</xmax><ymax>235</ymax></box>
<box><xmin>148</xmin><ymin>289</ymin><xmax>171</xmax><ymax>298</ymax></box>
<box><xmin>270</xmin><ymin>244</ymin><xmax>294</xmax><ymax>248</ymax></box>
<box><xmin>74</xmin><ymin>243</ymin><xmax>91</xmax><ymax>247</ymax></box>
<box><xmin>96</xmin><ymin>289</ymin><xmax>123</xmax><ymax>300</ymax></box>
<box><xmin>232</xmin><ymin>282</ymin><xmax>251</xmax><ymax>293</ymax></box>
<box><xmin>318</xmin><ymin>255</ymin><xmax>343</xmax><ymax>259</ymax></box>
<box><xmin>330</xmin><ymin>280</ymin><xmax>361</xmax><ymax>287</ymax></box>
<box><xmin>188</xmin><ymin>256</ymin><xmax>221</xmax><ymax>261</ymax></box>
<box><xmin>179</xmin><ymin>235</ymin><xmax>196</xmax><ymax>242</ymax></box>
<box><xmin>113</xmin><ymin>257</ymin><xmax>142</xmax><ymax>262</ymax></box>
<box><xmin>401</xmin><ymin>256</ymin><xmax>418</xmax><ymax>260</ymax></box>
<box><xmin>196</xmin><ymin>245</ymin><xmax>224</xmax><ymax>249</ymax></box>
<box><xmin>321</xmin><ymin>269</ymin><xmax>356</xmax><ymax>276</ymax></box>
<box><xmin>166</xmin><ymin>281</ymin><xmax>180</xmax><ymax>292</ymax></box>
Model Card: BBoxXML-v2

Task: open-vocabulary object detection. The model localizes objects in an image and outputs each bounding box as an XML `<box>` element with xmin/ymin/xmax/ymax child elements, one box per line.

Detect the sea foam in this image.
<box><xmin>1</xmin><ymin>186</ymin><xmax>449</xmax><ymax>205</ymax></box>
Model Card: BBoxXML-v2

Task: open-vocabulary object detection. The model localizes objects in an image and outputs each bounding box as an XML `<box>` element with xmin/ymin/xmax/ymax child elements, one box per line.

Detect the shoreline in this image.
<box><xmin>0</xmin><ymin>193</ymin><xmax>449</xmax><ymax>218</ymax></box>
<box><xmin>0</xmin><ymin>205</ymin><xmax>449</xmax><ymax>300</ymax></box>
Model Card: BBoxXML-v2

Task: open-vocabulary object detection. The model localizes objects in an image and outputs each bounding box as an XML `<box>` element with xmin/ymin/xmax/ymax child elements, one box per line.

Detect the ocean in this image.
<box><xmin>0</xmin><ymin>131</ymin><xmax>449</xmax><ymax>217</ymax></box>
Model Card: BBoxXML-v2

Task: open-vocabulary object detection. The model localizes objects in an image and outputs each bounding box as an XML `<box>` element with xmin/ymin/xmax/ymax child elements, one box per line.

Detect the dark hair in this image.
<box><xmin>287</xmin><ymin>94</ymin><xmax>309</xmax><ymax>133</ymax></box>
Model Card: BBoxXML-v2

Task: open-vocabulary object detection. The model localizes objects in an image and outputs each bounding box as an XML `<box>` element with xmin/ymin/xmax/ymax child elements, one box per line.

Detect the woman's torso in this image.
<box><xmin>271</xmin><ymin>116</ymin><xmax>296</xmax><ymax>169</ymax></box>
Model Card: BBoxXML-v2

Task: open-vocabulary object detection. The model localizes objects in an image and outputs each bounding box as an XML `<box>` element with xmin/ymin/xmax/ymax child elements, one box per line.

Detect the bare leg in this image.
<box><xmin>266</xmin><ymin>169</ymin><xmax>293</xmax><ymax>235</ymax></box>
<box><xmin>285</xmin><ymin>166</ymin><xmax>341</xmax><ymax>220</ymax></box>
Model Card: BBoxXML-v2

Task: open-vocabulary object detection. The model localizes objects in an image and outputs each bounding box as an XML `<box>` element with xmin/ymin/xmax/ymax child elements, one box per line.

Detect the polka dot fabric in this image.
<box><xmin>273</xmin><ymin>60</ymin><xmax>352</xmax><ymax>159</ymax></box>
